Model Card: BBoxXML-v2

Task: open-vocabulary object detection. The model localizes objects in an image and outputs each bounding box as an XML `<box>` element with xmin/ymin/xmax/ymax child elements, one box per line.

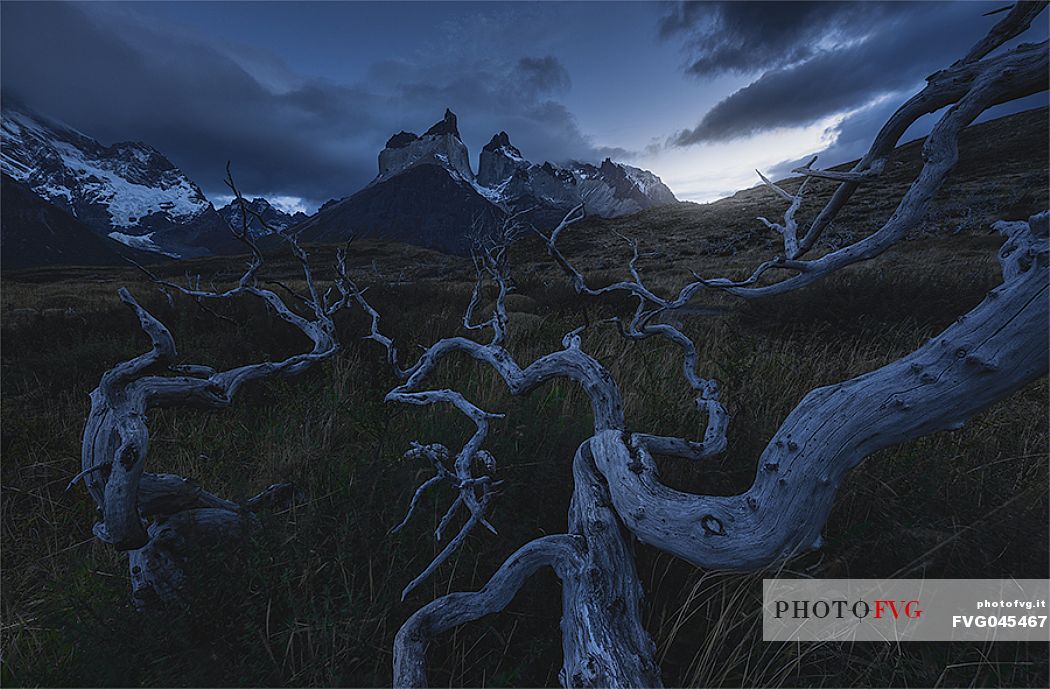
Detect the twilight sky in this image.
<box><xmin>2</xmin><ymin>1</ymin><xmax>1046</xmax><ymax>213</ymax></box>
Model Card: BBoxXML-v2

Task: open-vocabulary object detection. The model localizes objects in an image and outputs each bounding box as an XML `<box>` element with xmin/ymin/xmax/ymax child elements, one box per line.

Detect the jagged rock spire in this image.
<box><xmin>483</xmin><ymin>131</ymin><xmax>513</xmax><ymax>152</ymax></box>
<box><xmin>424</xmin><ymin>109</ymin><xmax>460</xmax><ymax>140</ymax></box>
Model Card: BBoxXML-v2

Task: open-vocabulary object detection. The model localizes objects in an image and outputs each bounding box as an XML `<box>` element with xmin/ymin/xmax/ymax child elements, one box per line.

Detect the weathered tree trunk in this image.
<box><xmin>559</xmin><ymin>440</ymin><xmax>661</xmax><ymax>688</ymax></box>
<box><xmin>79</xmin><ymin>285</ymin><xmax>341</xmax><ymax>607</ymax></box>
<box><xmin>76</xmin><ymin>173</ymin><xmax>355</xmax><ymax>607</ymax></box>
<box><xmin>384</xmin><ymin>10</ymin><xmax>1050</xmax><ymax>682</ymax></box>
<box><xmin>128</xmin><ymin>507</ymin><xmax>250</xmax><ymax>608</ymax></box>
<box><xmin>389</xmin><ymin>209</ymin><xmax>1047</xmax><ymax>687</ymax></box>
<box><xmin>393</xmin><ymin>439</ymin><xmax>662</xmax><ymax>689</ymax></box>
<box><xmin>599</xmin><ymin>216</ymin><xmax>1049</xmax><ymax>569</ymax></box>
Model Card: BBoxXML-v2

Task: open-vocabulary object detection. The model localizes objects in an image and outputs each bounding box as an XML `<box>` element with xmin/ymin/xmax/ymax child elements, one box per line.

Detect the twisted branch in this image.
<box><xmin>78</xmin><ymin>167</ymin><xmax>351</xmax><ymax>607</ymax></box>
<box><xmin>347</xmin><ymin>224</ymin><xmax>626</xmax><ymax>598</ymax></box>
<box><xmin>388</xmin><ymin>9</ymin><xmax>1050</xmax><ymax>686</ymax></box>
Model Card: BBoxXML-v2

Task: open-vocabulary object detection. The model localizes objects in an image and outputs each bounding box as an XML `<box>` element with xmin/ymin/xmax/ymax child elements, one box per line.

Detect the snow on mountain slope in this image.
<box><xmin>107</xmin><ymin>231</ymin><xmax>181</xmax><ymax>258</ymax></box>
<box><xmin>474</xmin><ymin>129</ymin><xmax>678</xmax><ymax>219</ymax></box>
<box><xmin>1</xmin><ymin>104</ymin><xmax>235</xmax><ymax>257</ymax></box>
<box><xmin>1</xmin><ymin>172</ymin><xmax>158</xmax><ymax>269</ymax></box>
<box><xmin>217</xmin><ymin>197</ymin><xmax>309</xmax><ymax>236</ymax></box>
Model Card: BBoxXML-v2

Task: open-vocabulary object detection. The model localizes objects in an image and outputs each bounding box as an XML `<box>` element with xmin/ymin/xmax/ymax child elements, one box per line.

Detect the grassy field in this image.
<box><xmin>2</xmin><ymin>109</ymin><xmax>1048</xmax><ymax>687</ymax></box>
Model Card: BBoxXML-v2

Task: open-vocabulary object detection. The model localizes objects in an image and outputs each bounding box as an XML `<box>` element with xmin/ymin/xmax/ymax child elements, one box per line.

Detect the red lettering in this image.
<box><xmin>875</xmin><ymin>600</ymin><xmax>901</xmax><ymax>619</ymax></box>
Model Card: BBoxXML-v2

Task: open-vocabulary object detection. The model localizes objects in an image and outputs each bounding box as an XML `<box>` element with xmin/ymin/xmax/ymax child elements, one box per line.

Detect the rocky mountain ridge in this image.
<box><xmin>217</xmin><ymin>197</ymin><xmax>308</xmax><ymax>236</ymax></box>
<box><xmin>1</xmin><ymin>104</ymin><xmax>679</xmax><ymax>262</ymax></box>
<box><xmin>297</xmin><ymin>109</ymin><xmax>679</xmax><ymax>253</ymax></box>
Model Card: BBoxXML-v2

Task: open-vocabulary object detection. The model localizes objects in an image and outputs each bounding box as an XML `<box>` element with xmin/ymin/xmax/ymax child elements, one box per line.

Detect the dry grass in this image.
<box><xmin>1</xmin><ymin>108</ymin><xmax>1048</xmax><ymax>687</ymax></box>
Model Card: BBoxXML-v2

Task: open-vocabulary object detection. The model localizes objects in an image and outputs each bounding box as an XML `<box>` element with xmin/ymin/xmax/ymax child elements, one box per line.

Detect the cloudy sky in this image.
<box><xmin>2</xmin><ymin>1</ymin><xmax>1046</xmax><ymax>213</ymax></box>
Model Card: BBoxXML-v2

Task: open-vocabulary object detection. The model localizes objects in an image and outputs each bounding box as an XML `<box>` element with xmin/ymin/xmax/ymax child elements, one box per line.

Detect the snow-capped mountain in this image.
<box><xmin>217</xmin><ymin>197</ymin><xmax>309</xmax><ymax>236</ymax></box>
<box><xmin>2</xmin><ymin>104</ymin><xmax>677</xmax><ymax>262</ymax></box>
<box><xmin>1</xmin><ymin>172</ymin><xmax>163</xmax><ymax>269</ymax></box>
<box><xmin>1</xmin><ymin>103</ymin><xmax>236</xmax><ymax>258</ymax></box>
<box><xmin>298</xmin><ymin>109</ymin><xmax>678</xmax><ymax>254</ymax></box>
<box><xmin>296</xmin><ymin>110</ymin><xmax>504</xmax><ymax>253</ymax></box>
<box><xmin>475</xmin><ymin>131</ymin><xmax>677</xmax><ymax>220</ymax></box>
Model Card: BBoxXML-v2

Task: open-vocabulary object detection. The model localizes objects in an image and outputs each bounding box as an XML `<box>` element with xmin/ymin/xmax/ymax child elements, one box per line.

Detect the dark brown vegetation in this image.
<box><xmin>2</xmin><ymin>107</ymin><xmax>1048</xmax><ymax>687</ymax></box>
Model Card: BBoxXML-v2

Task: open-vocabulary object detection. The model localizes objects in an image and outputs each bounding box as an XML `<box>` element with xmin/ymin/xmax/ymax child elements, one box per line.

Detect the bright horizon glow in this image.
<box><xmin>632</xmin><ymin>111</ymin><xmax>850</xmax><ymax>204</ymax></box>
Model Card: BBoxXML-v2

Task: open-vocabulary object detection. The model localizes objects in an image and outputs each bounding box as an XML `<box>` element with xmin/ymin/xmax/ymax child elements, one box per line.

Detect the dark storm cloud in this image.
<box><xmin>659</xmin><ymin>1</ymin><xmax>893</xmax><ymax>77</ymax></box>
<box><xmin>1</xmin><ymin>2</ymin><xmax>380</xmax><ymax>207</ymax></box>
<box><xmin>665</xmin><ymin>2</ymin><xmax>1042</xmax><ymax>148</ymax></box>
<box><xmin>0</xmin><ymin>2</ymin><xmax>609</xmax><ymax>209</ymax></box>
<box><xmin>515</xmin><ymin>56</ymin><xmax>572</xmax><ymax>97</ymax></box>
<box><xmin>380</xmin><ymin>54</ymin><xmax>611</xmax><ymax>166</ymax></box>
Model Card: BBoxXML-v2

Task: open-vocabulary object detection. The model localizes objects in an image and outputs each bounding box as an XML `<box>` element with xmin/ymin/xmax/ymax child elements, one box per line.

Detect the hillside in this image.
<box><xmin>513</xmin><ymin>106</ymin><xmax>1049</xmax><ymax>275</ymax></box>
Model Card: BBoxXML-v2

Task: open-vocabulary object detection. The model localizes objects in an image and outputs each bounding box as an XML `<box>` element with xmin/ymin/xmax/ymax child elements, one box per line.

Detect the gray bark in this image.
<box><xmin>77</xmin><ymin>178</ymin><xmax>351</xmax><ymax>607</ymax></box>
<box><xmin>384</xmin><ymin>5</ymin><xmax>1049</xmax><ymax>681</ymax></box>
<box><xmin>389</xmin><ymin>209</ymin><xmax>1047</xmax><ymax>687</ymax></box>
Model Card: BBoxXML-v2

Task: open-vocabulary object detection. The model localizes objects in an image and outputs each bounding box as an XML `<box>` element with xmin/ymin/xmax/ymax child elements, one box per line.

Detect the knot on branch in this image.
<box><xmin>701</xmin><ymin>514</ymin><xmax>726</xmax><ymax>536</ymax></box>
<box><xmin>995</xmin><ymin>210</ymin><xmax>1050</xmax><ymax>281</ymax></box>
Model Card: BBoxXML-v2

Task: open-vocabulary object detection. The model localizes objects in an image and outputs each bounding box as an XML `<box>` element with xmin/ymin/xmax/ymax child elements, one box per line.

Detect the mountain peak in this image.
<box><xmin>483</xmin><ymin>131</ymin><xmax>512</xmax><ymax>152</ymax></box>
<box><xmin>377</xmin><ymin>109</ymin><xmax>473</xmax><ymax>182</ymax></box>
<box><xmin>217</xmin><ymin>195</ymin><xmax>306</xmax><ymax>236</ymax></box>
<box><xmin>423</xmin><ymin>109</ymin><xmax>460</xmax><ymax>140</ymax></box>
<box><xmin>477</xmin><ymin>131</ymin><xmax>526</xmax><ymax>186</ymax></box>
<box><xmin>482</xmin><ymin>131</ymin><xmax>523</xmax><ymax>158</ymax></box>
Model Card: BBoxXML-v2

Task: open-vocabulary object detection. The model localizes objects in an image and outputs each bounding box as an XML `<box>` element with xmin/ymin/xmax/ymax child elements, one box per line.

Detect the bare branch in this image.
<box><xmin>394</xmin><ymin>535</ymin><xmax>583</xmax><ymax>687</ymax></box>
<box><xmin>600</xmin><ymin>213</ymin><xmax>1048</xmax><ymax>571</ymax></box>
<box><xmin>389</xmin><ymin>11</ymin><xmax>1049</xmax><ymax>686</ymax></box>
<box><xmin>78</xmin><ymin>168</ymin><xmax>353</xmax><ymax>606</ymax></box>
<box><xmin>541</xmin><ymin>205</ymin><xmax>731</xmax><ymax>457</ymax></box>
<box><xmin>395</xmin><ymin>439</ymin><xmax>662</xmax><ymax>688</ymax></box>
<box><xmin>961</xmin><ymin>1</ymin><xmax>1048</xmax><ymax>64</ymax></box>
<box><xmin>791</xmin><ymin>157</ymin><xmax>885</xmax><ymax>183</ymax></box>
<box><xmin>755</xmin><ymin>158</ymin><xmax>813</xmax><ymax>259</ymax></box>
<box><xmin>720</xmin><ymin>45</ymin><xmax>1048</xmax><ymax>298</ymax></box>
<box><xmin>546</xmin><ymin>36</ymin><xmax>1047</xmax><ymax>311</ymax></box>
<box><xmin>797</xmin><ymin>26</ymin><xmax>1047</xmax><ymax>255</ymax></box>
<box><xmin>400</xmin><ymin>483</ymin><xmax>496</xmax><ymax>600</ymax></box>
<box><xmin>347</xmin><ymin>229</ymin><xmax>631</xmax><ymax>593</ymax></box>
<box><xmin>631</xmin><ymin>433</ymin><xmax>719</xmax><ymax>462</ymax></box>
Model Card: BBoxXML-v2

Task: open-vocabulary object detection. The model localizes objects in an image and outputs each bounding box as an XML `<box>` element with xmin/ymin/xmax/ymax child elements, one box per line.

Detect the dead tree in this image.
<box><xmin>374</xmin><ymin>209</ymin><xmax>1046</xmax><ymax>686</ymax></box>
<box><xmin>351</xmin><ymin>5</ymin><xmax>1048</xmax><ymax>686</ymax></box>
<box><xmin>75</xmin><ymin>168</ymin><xmax>356</xmax><ymax>608</ymax></box>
